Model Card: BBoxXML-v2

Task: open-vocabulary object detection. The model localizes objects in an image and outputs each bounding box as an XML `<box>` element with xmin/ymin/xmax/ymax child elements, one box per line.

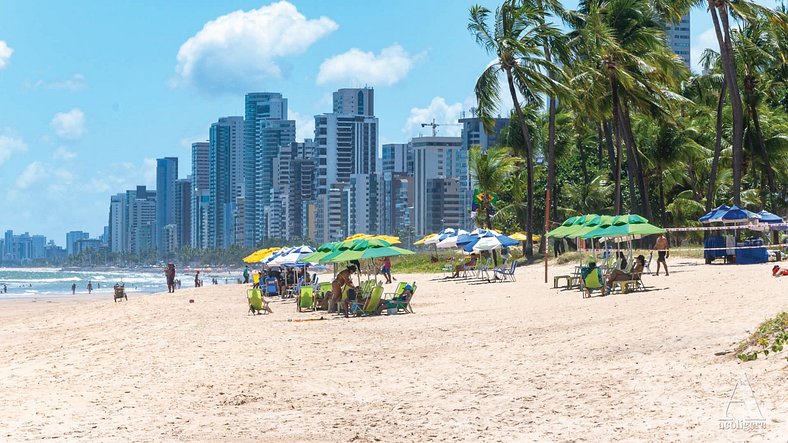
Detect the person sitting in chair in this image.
<box><xmin>606</xmin><ymin>255</ymin><xmax>645</xmax><ymax>288</ymax></box>
<box><xmin>451</xmin><ymin>253</ymin><xmax>477</xmax><ymax>278</ymax></box>
<box><xmin>581</xmin><ymin>258</ymin><xmax>606</xmax><ymax>298</ymax></box>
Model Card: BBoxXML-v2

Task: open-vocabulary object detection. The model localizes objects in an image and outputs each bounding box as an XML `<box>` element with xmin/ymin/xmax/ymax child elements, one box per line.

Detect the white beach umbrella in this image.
<box><xmin>436</xmin><ymin>229</ymin><xmax>470</xmax><ymax>249</ymax></box>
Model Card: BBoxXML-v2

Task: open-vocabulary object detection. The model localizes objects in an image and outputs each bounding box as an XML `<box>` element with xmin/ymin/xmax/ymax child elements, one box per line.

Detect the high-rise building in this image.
<box><xmin>156</xmin><ymin>157</ymin><xmax>178</xmax><ymax>251</ymax></box>
<box><xmin>65</xmin><ymin>231</ymin><xmax>89</xmax><ymax>256</ymax></box>
<box><xmin>459</xmin><ymin>113</ymin><xmax>509</xmax><ymax>229</ymax></box>
<box><xmin>382</xmin><ymin>173</ymin><xmax>414</xmax><ymax>239</ymax></box>
<box><xmin>190</xmin><ymin>142</ymin><xmax>209</xmax><ymax>248</ymax></box>
<box><xmin>382</xmin><ymin>143</ymin><xmax>412</xmax><ymax>175</ymax></box>
<box><xmin>346</xmin><ymin>173</ymin><xmax>383</xmax><ymax>235</ymax></box>
<box><xmin>209</xmin><ymin>116</ymin><xmax>244</xmax><ymax>248</ymax></box>
<box><xmin>412</xmin><ymin>136</ymin><xmax>465</xmax><ymax>236</ymax></box>
<box><xmin>665</xmin><ymin>15</ymin><xmax>691</xmax><ymax>66</ymax></box>
<box><xmin>108</xmin><ymin>193</ymin><xmax>126</xmax><ymax>253</ymax></box>
<box><xmin>31</xmin><ymin>235</ymin><xmax>46</xmax><ymax>259</ymax></box>
<box><xmin>243</xmin><ymin>93</ymin><xmax>295</xmax><ymax>246</ymax></box>
<box><xmin>175</xmin><ymin>179</ymin><xmax>191</xmax><ymax>249</ymax></box>
<box><xmin>125</xmin><ymin>185</ymin><xmax>157</xmax><ymax>253</ymax></box>
<box><xmin>313</xmin><ymin>88</ymin><xmax>379</xmax><ymax>242</ymax></box>
<box><xmin>333</xmin><ymin>87</ymin><xmax>374</xmax><ymax>116</ymax></box>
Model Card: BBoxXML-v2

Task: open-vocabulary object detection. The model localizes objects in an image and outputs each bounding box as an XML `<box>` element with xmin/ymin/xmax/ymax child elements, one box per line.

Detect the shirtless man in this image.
<box><xmin>331</xmin><ymin>265</ymin><xmax>357</xmax><ymax>317</ymax></box>
<box><xmin>654</xmin><ymin>234</ymin><xmax>669</xmax><ymax>276</ymax></box>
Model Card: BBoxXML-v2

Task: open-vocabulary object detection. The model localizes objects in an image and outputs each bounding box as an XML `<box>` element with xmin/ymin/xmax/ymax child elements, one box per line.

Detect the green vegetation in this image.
<box><xmin>737</xmin><ymin>312</ymin><xmax>788</xmax><ymax>362</ymax></box>
<box><xmin>465</xmin><ymin>0</ymin><xmax>788</xmax><ymax>239</ymax></box>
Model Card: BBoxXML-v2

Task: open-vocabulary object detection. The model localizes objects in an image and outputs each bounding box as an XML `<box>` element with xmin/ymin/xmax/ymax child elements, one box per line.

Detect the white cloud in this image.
<box><xmin>15</xmin><ymin>161</ymin><xmax>46</xmax><ymax>189</ymax></box>
<box><xmin>317</xmin><ymin>44</ymin><xmax>421</xmax><ymax>86</ymax></box>
<box><xmin>0</xmin><ymin>131</ymin><xmax>27</xmax><ymax>165</ymax></box>
<box><xmin>53</xmin><ymin>146</ymin><xmax>77</xmax><ymax>161</ymax></box>
<box><xmin>25</xmin><ymin>74</ymin><xmax>88</xmax><ymax>91</ymax></box>
<box><xmin>290</xmin><ymin>110</ymin><xmax>315</xmax><ymax>141</ymax></box>
<box><xmin>691</xmin><ymin>27</ymin><xmax>719</xmax><ymax>74</ymax></box>
<box><xmin>0</xmin><ymin>40</ymin><xmax>12</xmax><ymax>70</ymax></box>
<box><xmin>403</xmin><ymin>97</ymin><xmax>464</xmax><ymax>137</ymax></box>
<box><xmin>173</xmin><ymin>1</ymin><xmax>338</xmax><ymax>93</ymax></box>
<box><xmin>50</xmin><ymin>108</ymin><xmax>86</xmax><ymax>140</ymax></box>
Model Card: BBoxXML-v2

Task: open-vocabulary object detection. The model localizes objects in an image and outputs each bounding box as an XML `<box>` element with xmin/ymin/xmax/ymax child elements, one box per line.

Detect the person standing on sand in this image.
<box><xmin>654</xmin><ymin>234</ymin><xmax>670</xmax><ymax>276</ymax></box>
<box><xmin>243</xmin><ymin>265</ymin><xmax>250</xmax><ymax>284</ymax></box>
<box><xmin>194</xmin><ymin>271</ymin><xmax>201</xmax><ymax>288</ymax></box>
<box><xmin>71</xmin><ymin>283</ymin><xmax>76</xmax><ymax>294</ymax></box>
<box><xmin>87</xmin><ymin>281</ymin><xmax>93</xmax><ymax>294</ymax></box>
<box><xmin>164</xmin><ymin>263</ymin><xmax>176</xmax><ymax>293</ymax></box>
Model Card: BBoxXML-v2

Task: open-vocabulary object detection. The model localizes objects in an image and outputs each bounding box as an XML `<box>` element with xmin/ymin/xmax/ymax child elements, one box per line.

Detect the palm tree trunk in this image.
<box><xmin>578</xmin><ymin>136</ymin><xmax>588</xmax><ymax>185</ymax></box>
<box><xmin>710</xmin><ymin>0</ymin><xmax>744</xmax><ymax>205</ymax></box>
<box><xmin>705</xmin><ymin>78</ymin><xmax>727</xmax><ymax>213</ymax></box>
<box><xmin>610</xmin><ymin>77</ymin><xmax>624</xmax><ymax>214</ymax></box>
<box><xmin>603</xmin><ymin>121</ymin><xmax>615</xmax><ymax>172</ymax></box>
<box><xmin>621</xmin><ymin>109</ymin><xmax>651</xmax><ymax>219</ymax></box>
<box><xmin>596</xmin><ymin>123</ymin><xmax>605</xmax><ymax>170</ymax></box>
<box><xmin>544</xmin><ymin>41</ymin><xmax>558</xmax><ymax>224</ymax></box>
<box><xmin>505</xmin><ymin>67</ymin><xmax>534</xmax><ymax>257</ymax></box>
<box><xmin>747</xmin><ymin>85</ymin><xmax>776</xmax><ymax>200</ymax></box>
<box><xmin>658</xmin><ymin>167</ymin><xmax>666</xmax><ymax>226</ymax></box>
<box><xmin>484</xmin><ymin>205</ymin><xmax>498</xmax><ymax>266</ymax></box>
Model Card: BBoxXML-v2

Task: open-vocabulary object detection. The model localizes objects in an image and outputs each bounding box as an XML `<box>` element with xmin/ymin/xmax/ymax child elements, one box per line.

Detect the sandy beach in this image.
<box><xmin>2</xmin><ymin>258</ymin><xmax>787</xmax><ymax>442</ymax></box>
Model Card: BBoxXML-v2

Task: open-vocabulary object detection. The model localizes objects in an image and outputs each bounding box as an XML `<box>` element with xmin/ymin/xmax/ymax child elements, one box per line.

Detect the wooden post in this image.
<box><xmin>544</xmin><ymin>189</ymin><xmax>551</xmax><ymax>283</ymax></box>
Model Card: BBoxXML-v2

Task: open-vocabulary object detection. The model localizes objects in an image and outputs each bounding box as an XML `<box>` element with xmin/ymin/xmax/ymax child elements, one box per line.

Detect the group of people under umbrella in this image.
<box><xmin>242</xmin><ymin>234</ymin><xmax>418</xmax><ymax>317</ymax></box>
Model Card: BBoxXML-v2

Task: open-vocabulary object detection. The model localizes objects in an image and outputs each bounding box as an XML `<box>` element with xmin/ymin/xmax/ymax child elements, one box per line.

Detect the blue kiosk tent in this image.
<box><xmin>700</xmin><ymin>206</ymin><xmax>782</xmax><ymax>264</ymax></box>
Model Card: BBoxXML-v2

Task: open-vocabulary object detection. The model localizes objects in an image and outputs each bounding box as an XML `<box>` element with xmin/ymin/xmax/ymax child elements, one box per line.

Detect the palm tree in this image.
<box><xmin>469</xmin><ymin>146</ymin><xmax>518</xmax><ymax>231</ymax></box>
<box><xmin>469</xmin><ymin>0</ymin><xmax>565</xmax><ymax>257</ymax></box>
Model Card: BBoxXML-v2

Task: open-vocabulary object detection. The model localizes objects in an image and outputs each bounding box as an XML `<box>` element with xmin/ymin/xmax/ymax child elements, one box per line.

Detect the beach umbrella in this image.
<box><xmin>373</xmin><ymin>235</ymin><xmax>401</xmax><ymax>245</ymax></box>
<box><xmin>414</xmin><ymin>233</ymin><xmax>437</xmax><ymax>245</ymax></box>
<box><xmin>242</xmin><ymin>247</ymin><xmax>281</xmax><ymax>263</ymax></box>
<box><xmin>425</xmin><ymin>228</ymin><xmax>461</xmax><ymax>245</ymax></box>
<box><xmin>700</xmin><ymin>205</ymin><xmax>759</xmax><ymax>223</ymax></box>
<box><xmin>300</xmin><ymin>242</ymin><xmax>337</xmax><ymax>263</ymax></box>
<box><xmin>328</xmin><ymin>245</ymin><xmax>415</xmax><ymax>262</ymax></box>
<box><xmin>581</xmin><ymin>222</ymin><xmax>665</xmax><ymax>239</ymax></box>
<box><xmin>270</xmin><ymin>245</ymin><xmax>316</xmax><ymax>265</ymax></box>
<box><xmin>548</xmin><ymin>214</ymin><xmax>600</xmax><ymax>238</ymax></box>
<box><xmin>349</xmin><ymin>238</ymin><xmax>393</xmax><ymax>250</ymax></box>
<box><xmin>699</xmin><ymin>205</ymin><xmax>731</xmax><ymax>223</ymax></box>
<box><xmin>757</xmin><ymin>210</ymin><xmax>784</xmax><ymax>224</ymax></box>
<box><xmin>344</xmin><ymin>233</ymin><xmax>373</xmax><ymax>241</ymax></box>
<box><xmin>436</xmin><ymin>229</ymin><xmax>470</xmax><ymax>249</ymax></box>
<box><xmin>610</xmin><ymin>214</ymin><xmax>649</xmax><ymax>225</ymax></box>
<box><xmin>463</xmin><ymin>233</ymin><xmax>519</xmax><ymax>252</ymax></box>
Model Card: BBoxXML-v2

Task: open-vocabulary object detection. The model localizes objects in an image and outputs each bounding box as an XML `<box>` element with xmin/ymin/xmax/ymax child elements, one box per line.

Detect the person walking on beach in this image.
<box><xmin>71</xmin><ymin>283</ymin><xmax>76</xmax><ymax>294</ymax></box>
<box><xmin>164</xmin><ymin>263</ymin><xmax>176</xmax><ymax>293</ymax></box>
<box><xmin>654</xmin><ymin>234</ymin><xmax>670</xmax><ymax>276</ymax></box>
<box><xmin>194</xmin><ymin>271</ymin><xmax>201</xmax><ymax>288</ymax></box>
<box><xmin>243</xmin><ymin>265</ymin><xmax>250</xmax><ymax>284</ymax></box>
<box><xmin>87</xmin><ymin>281</ymin><xmax>93</xmax><ymax>294</ymax></box>
<box><xmin>380</xmin><ymin>256</ymin><xmax>392</xmax><ymax>284</ymax></box>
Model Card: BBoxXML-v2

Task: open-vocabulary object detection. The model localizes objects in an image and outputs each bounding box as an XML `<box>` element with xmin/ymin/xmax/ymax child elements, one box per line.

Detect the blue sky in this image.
<box><xmin>0</xmin><ymin>0</ymin><xmax>776</xmax><ymax>245</ymax></box>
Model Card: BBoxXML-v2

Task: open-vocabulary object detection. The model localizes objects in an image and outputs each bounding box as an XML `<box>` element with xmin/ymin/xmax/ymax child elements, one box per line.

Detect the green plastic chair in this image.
<box><xmin>297</xmin><ymin>286</ymin><xmax>314</xmax><ymax>312</ymax></box>
<box><xmin>351</xmin><ymin>285</ymin><xmax>383</xmax><ymax>316</ymax></box>
<box><xmin>383</xmin><ymin>282</ymin><xmax>416</xmax><ymax>314</ymax></box>
<box><xmin>581</xmin><ymin>267</ymin><xmax>605</xmax><ymax>298</ymax></box>
<box><xmin>384</xmin><ymin>282</ymin><xmax>407</xmax><ymax>300</ymax></box>
<box><xmin>247</xmin><ymin>288</ymin><xmax>271</xmax><ymax>315</ymax></box>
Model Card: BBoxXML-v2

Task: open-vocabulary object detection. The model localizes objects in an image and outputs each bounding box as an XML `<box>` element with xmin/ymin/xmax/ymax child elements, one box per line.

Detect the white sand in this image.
<box><xmin>1</xmin><ymin>258</ymin><xmax>787</xmax><ymax>442</ymax></box>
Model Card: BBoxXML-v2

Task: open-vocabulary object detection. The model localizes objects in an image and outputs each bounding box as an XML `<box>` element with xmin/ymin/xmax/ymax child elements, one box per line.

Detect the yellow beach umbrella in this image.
<box><xmin>242</xmin><ymin>247</ymin><xmax>280</xmax><ymax>263</ymax></box>
<box><xmin>414</xmin><ymin>233</ymin><xmax>437</xmax><ymax>245</ymax></box>
<box><xmin>509</xmin><ymin>232</ymin><xmax>541</xmax><ymax>242</ymax></box>
<box><xmin>344</xmin><ymin>233</ymin><xmax>372</xmax><ymax>241</ymax></box>
<box><xmin>374</xmin><ymin>235</ymin><xmax>401</xmax><ymax>245</ymax></box>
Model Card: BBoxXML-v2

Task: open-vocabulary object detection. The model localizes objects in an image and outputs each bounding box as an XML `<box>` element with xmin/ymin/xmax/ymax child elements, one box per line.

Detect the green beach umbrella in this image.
<box><xmin>547</xmin><ymin>215</ymin><xmax>591</xmax><ymax>238</ymax></box>
<box><xmin>582</xmin><ymin>222</ymin><xmax>665</xmax><ymax>239</ymax></box>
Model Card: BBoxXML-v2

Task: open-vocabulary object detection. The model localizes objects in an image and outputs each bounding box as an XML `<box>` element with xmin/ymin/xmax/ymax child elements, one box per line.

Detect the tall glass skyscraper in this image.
<box><xmin>155</xmin><ymin>157</ymin><xmax>178</xmax><ymax>252</ymax></box>
<box><xmin>243</xmin><ymin>93</ymin><xmax>295</xmax><ymax>246</ymax></box>
<box><xmin>209</xmin><ymin>116</ymin><xmax>244</xmax><ymax>248</ymax></box>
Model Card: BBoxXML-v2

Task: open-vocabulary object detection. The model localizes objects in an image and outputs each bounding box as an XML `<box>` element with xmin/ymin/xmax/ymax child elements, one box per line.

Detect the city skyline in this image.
<box><xmin>0</xmin><ymin>0</ymin><xmax>766</xmax><ymax>241</ymax></box>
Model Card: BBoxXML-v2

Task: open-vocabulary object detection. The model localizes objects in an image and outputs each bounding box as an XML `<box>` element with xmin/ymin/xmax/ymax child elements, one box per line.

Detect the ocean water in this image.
<box><xmin>0</xmin><ymin>267</ymin><xmax>241</xmax><ymax>300</ymax></box>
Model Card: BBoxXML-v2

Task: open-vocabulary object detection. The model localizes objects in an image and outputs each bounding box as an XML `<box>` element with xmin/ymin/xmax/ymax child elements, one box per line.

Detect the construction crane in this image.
<box><xmin>421</xmin><ymin>118</ymin><xmax>462</xmax><ymax>137</ymax></box>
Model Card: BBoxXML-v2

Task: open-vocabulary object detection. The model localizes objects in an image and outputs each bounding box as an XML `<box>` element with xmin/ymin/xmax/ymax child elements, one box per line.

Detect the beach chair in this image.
<box><xmin>314</xmin><ymin>282</ymin><xmax>333</xmax><ymax>310</ymax></box>
<box><xmin>581</xmin><ymin>267</ymin><xmax>605</xmax><ymax>299</ymax></box>
<box><xmin>499</xmin><ymin>261</ymin><xmax>518</xmax><ymax>282</ymax></box>
<box><xmin>384</xmin><ymin>282</ymin><xmax>407</xmax><ymax>300</ymax></box>
<box><xmin>264</xmin><ymin>277</ymin><xmax>279</xmax><ymax>297</ymax></box>
<box><xmin>297</xmin><ymin>286</ymin><xmax>314</xmax><ymax>312</ymax></box>
<box><xmin>643</xmin><ymin>252</ymin><xmax>653</xmax><ymax>274</ymax></box>
<box><xmin>351</xmin><ymin>285</ymin><xmax>383</xmax><ymax>316</ymax></box>
<box><xmin>610</xmin><ymin>271</ymin><xmax>646</xmax><ymax>294</ymax></box>
<box><xmin>247</xmin><ymin>288</ymin><xmax>272</xmax><ymax>315</ymax></box>
<box><xmin>383</xmin><ymin>282</ymin><xmax>417</xmax><ymax>314</ymax></box>
<box><xmin>476</xmin><ymin>258</ymin><xmax>492</xmax><ymax>281</ymax></box>
<box><xmin>113</xmin><ymin>283</ymin><xmax>127</xmax><ymax>302</ymax></box>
